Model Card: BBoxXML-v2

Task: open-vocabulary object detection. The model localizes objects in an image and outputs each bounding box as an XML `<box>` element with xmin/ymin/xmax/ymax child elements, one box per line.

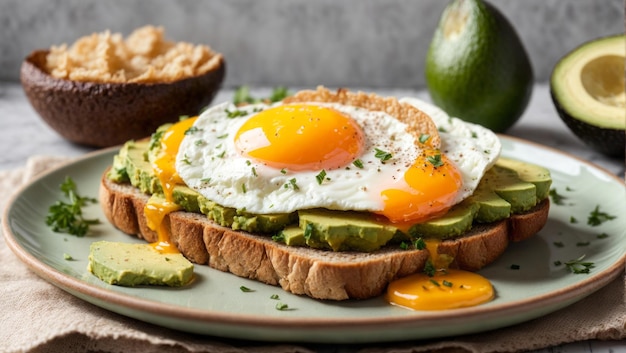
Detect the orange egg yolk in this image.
<box><xmin>378</xmin><ymin>149</ymin><xmax>463</xmax><ymax>224</ymax></box>
<box><xmin>234</xmin><ymin>104</ymin><xmax>365</xmax><ymax>171</ymax></box>
<box><xmin>386</xmin><ymin>269</ymin><xmax>494</xmax><ymax>311</ymax></box>
<box><xmin>386</xmin><ymin>239</ymin><xmax>494</xmax><ymax>310</ymax></box>
<box><xmin>144</xmin><ymin>117</ymin><xmax>198</xmax><ymax>254</ymax></box>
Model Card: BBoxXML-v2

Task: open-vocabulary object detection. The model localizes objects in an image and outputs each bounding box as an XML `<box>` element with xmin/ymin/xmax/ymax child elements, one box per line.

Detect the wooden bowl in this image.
<box><xmin>20</xmin><ymin>50</ymin><xmax>226</xmax><ymax>147</ymax></box>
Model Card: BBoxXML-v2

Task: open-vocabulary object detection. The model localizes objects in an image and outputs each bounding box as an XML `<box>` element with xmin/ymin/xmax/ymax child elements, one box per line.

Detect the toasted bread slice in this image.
<box><xmin>99</xmin><ymin>171</ymin><xmax>549</xmax><ymax>300</ymax></box>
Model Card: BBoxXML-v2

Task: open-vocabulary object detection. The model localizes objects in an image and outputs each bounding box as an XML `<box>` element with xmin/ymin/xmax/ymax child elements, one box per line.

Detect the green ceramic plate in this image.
<box><xmin>3</xmin><ymin>136</ymin><xmax>625</xmax><ymax>343</ymax></box>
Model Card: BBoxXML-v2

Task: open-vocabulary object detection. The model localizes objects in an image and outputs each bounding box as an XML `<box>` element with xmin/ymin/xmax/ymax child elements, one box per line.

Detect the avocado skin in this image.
<box><xmin>20</xmin><ymin>50</ymin><xmax>225</xmax><ymax>148</ymax></box>
<box><xmin>551</xmin><ymin>91</ymin><xmax>625</xmax><ymax>158</ymax></box>
<box><xmin>425</xmin><ymin>0</ymin><xmax>533</xmax><ymax>132</ymax></box>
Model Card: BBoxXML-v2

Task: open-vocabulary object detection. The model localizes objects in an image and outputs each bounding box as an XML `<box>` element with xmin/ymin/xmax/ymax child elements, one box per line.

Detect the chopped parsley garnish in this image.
<box><xmin>303</xmin><ymin>223</ymin><xmax>314</xmax><ymax>240</ymax></box>
<box><xmin>553</xmin><ymin>260</ymin><xmax>562</xmax><ymax>266</ymax></box>
<box><xmin>251</xmin><ymin>167</ymin><xmax>257</xmax><ymax>177</ymax></box>
<box><xmin>374</xmin><ymin>148</ymin><xmax>392</xmax><ymax>163</ymax></box>
<box><xmin>418</xmin><ymin>134</ymin><xmax>430</xmax><ymax>144</ymax></box>
<box><xmin>510</xmin><ymin>264</ymin><xmax>520</xmax><ymax>270</ymax></box>
<box><xmin>553</xmin><ymin>241</ymin><xmax>564</xmax><ymax>248</ymax></box>
<box><xmin>438</xmin><ymin>127</ymin><xmax>447</xmax><ymax>133</ymax></box>
<box><xmin>240</xmin><ymin>286</ymin><xmax>254</xmax><ymax>292</ymax></box>
<box><xmin>569</xmin><ymin>216</ymin><xmax>578</xmax><ymax>224</ymax></box>
<box><xmin>576</xmin><ymin>241</ymin><xmax>590</xmax><ymax>247</ymax></box>
<box><xmin>275</xmin><ymin>302</ymin><xmax>289</xmax><ymax>311</ymax></box>
<box><xmin>429</xmin><ymin>279</ymin><xmax>440</xmax><ymax>287</ymax></box>
<box><xmin>217</xmin><ymin>151</ymin><xmax>226</xmax><ymax>159</ymax></box>
<box><xmin>587</xmin><ymin>205</ymin><xmax>616</xmax><ymax>226</ymax></box>
<box><xmin>423</xmin><ymin>260</ymin><xmax>436</xmax><ymax>277</ymax></box>
<box><xmin>280</xmin><ymin>168</ymin><xmax>287</xmax><ymax>174</ymax></box>
<box><xmin>270</xmin><ymin>294</ymin><xmax>280</xmax><ymax>300</ymax></box>
<box><xmin>272</xmin><ymin>232</ymin><xmax>285</xmax><ymax>242</ymax></box>
<box><xmin>549</xmin><ymin>188</ymin><xmax>566</xmax><ymax>205</ymax></box>
<box><xmin>241</xmin><ymin>184</ymin><xmax>247</xmax><ymax>193</ymax></box>
<box><xmin>217</xmin><ymin>133</ymin><xmax>228</xmax><ymax>139</ymax></box>
<box><xmin>184</xmin><ymin>126</ymin><xmax>202</xmax><ymax>135</ymax></box>
<box><xmin>414</xmin><ymin>237</ymin><xmax>426</xmax><ymax>250</ymax></box>
<box><xmin>564</xmin><ymin>255</ymin><xmax>594</xmax><ymax>274</ymax></box>
<box><xmin>399</xmin><ymin>241</ymin><xmax>409</xmax><ymax>250</ymax></box>
<box><xmin>353</xmin><ymin>159</ymin><xmax>364</xmax><ymax>169</ymax></box>
<box><xmin>442</xmin><ymin>280</ymin><xmax>453</xmax><ymax>287</ymax></box>
<box><xmin>471</xmin><ymin>131</ymin><xmax>478</xmax><ymax>138</ymax></box>
<box><xmin>597</xmin><ymin>233</ymin><xmax>609</xmax><ymax>239</ymax></box>
<box><xmin>46</xmin><ymin>177</ymin><xmax>100</xmax><ymax>237</ymax></box>
<box><xmin>225</xmin><ymin>108</ymin><xmax>248</xmax><ymax>118</ymax></box>
<box><xmin>63</xmin><ymin>253</ymin><xmax>73</xmax><ymax>261</ymax></box>
<box><xmin>315</xmin><ymin>170</ymin><xmax>327</xmax><ymax>185</ymax></box>
<box><xmin>194</xmin><ymin>139</ymin><xmax>205</xmax><ymax>146</ymax></box>
<box><xmin>427</xmin><ymin>154</ymin><xmax>444</xmax><ymax>167</ymax></box>
<box><xmin>285</xmin><ymin>178</ymin><xmax>299</xmax><ymax>190</ymax></box>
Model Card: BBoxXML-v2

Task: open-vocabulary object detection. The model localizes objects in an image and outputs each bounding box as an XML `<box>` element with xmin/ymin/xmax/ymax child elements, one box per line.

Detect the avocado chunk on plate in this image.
<box><xmin>88</xmin><ymin>241</ymin><xmax>194</xmax><ymax>287</ymax></box>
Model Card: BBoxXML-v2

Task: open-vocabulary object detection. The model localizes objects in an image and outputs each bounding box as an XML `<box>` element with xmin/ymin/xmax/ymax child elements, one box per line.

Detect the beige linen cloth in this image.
<box><xmin>1</xmin><ymin>156</ymin><xmax>624</xmax><ymax>353</ymax></box>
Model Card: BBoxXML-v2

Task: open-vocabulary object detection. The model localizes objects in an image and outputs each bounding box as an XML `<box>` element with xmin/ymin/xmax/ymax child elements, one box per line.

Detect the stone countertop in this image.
<box><xmin>0</xmin><ymin>82</ymin><xmax>623</xmax><ymax>176</ymax></box>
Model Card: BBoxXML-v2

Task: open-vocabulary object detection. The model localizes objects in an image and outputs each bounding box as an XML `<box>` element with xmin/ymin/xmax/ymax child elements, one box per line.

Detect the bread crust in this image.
<box><xmin>100</xmin><ymin>171</ymin><xmax>549</xmax><ymax>300</ymax></box>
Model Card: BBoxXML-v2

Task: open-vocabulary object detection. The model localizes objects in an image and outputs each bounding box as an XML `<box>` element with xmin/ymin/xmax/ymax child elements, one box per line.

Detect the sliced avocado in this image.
<box><xmin>88</xmin><ymin>241</ymin><xmax>194</xmax><ymax>287</ymax></box>
<box><xmin>298</xmin><ymin>209</ymin><xmax>398</xmax><ymax>252</ymax></box>
<box><xmin>550</xmin><ymin>34</ymin><xmax>625</xmax><ymax>157</ymax></box>
<box><xmin>467</xmin><ymin>183</ymin><xmax>511</xmax><ymax>224</ymax></box>
<box><xmin>495</xmin><ymin>158</ymin><xmax>552</xmax><ymax>200</ymax></box>
<box><xmin>486</xmin><ymin>165</ymin><xmax>537</xmax><ymax>213</ymax></box>
<box><xmin>120</xmin><ymin>140</ymin><xmax>161</xmax><ymax>194</ymax></box>
<box><xmin>408</xmin><ymin>200</ymin><xmax>478</xmax><ymax>239</ymax></box>
<box><xmin>120</xmin><ymin>139</ymin><xmax>294</xmax><ymax>234</ymax></box>
<box><xmin>278</xmin><ymin>225</ymin><xmax>306</xmax><ymax>246</ymax></box>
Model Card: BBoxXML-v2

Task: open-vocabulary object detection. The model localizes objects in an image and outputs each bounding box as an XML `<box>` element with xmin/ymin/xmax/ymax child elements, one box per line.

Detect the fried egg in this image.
<box><xmin>175</xmin><ymin>94</ymin><xmax>500</xmax><ymax>224</ymax></box>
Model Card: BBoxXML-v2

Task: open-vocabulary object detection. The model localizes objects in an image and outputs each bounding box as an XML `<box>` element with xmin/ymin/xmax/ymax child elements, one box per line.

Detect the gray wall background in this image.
<box><xmin>1</xmin><ymin>0</ymin><xmax>623</xmax><ymax>88</ymax></box>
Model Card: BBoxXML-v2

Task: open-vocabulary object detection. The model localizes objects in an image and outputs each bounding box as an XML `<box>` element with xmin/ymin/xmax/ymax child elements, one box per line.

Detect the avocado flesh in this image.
<box><xmin>495</xmin><ymin>158</ymin><xmax>551</xmax><ymax>200</ymax></box>
<box><xmin>550</xmin><ymin>34</ymin><xmax>625</xmax><ymax>157</ymax></box>
<box><xmin>111</xmin><ymin>137</ymin><xmax>550</xmax><ymax>252</ymax></box>
<box><xmin>298</xmin><ymin>209</ymin><xmax>398</xmax><ymax>252</ymax></box>
<box><xmin>88</xmin><ymin>241</ymin><xmax>194</xmax><ymax>286</ymax></box>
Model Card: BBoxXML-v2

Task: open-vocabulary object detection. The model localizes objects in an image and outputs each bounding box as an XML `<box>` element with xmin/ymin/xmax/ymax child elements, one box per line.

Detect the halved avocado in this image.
<box><xmin>550</xmin><ymin>34</ymin><xmax>625</xmax><ymax>158</ymax></box>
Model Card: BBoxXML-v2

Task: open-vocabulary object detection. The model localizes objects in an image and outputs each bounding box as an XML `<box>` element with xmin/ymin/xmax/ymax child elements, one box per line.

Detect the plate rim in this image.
<box><xmin>3</xmin><ymin>136</ymin><xmax>625</xmax><ymax>337</ymax></box>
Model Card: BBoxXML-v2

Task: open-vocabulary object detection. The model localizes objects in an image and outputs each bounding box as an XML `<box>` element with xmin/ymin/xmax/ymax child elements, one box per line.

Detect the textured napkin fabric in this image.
<box><xmin>1</xmin><ymin>156</ymin><xmax>624</xmax><ymax>353</ymax></box>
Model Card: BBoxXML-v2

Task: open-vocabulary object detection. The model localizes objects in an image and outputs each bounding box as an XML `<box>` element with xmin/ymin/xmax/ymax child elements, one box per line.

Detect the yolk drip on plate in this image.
<box><xmin>234</xmin><ymin>104</ymin><xmax>365</xmax><ymax>171</ymax></box>
<box><xmin>144</xmin><ymin>117</ymin><xmax>198</xmax><ymax>254</ymax></box>
<box><xmin>386</xmin><ymin>269</ymin><xmax>494</xmax><ymax>310</ymax></box>
<box><xmin>386</xmin><ymin>240</ymin><xmax>494</xmax><ymax>310</ymax></box>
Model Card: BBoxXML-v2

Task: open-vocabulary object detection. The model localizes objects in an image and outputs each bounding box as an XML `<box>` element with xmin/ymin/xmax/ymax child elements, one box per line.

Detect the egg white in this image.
<box><xmin>400</xmin><ymin>97</ymin><xmax>501</xmax><ymax>203</ymax></box>
<box><xmin>176</xmin><ymin>98</ymin><xmax>500</xmax><ymax>216</ymax></box>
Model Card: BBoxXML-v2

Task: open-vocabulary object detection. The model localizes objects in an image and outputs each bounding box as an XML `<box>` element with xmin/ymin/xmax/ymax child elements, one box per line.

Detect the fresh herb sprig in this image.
<box><xmin>563</xmin><ymin>255</ymin><xmax>595</xmax><ymax>274</ymax></box>
<box><xmin>46</xmin><ymin>177</ymin><xmax>99</xmax><ymax>237</ymax></box>
<box><xmin>587</xmin><ymin>205</ymin><xmax>616</xmax><ymax>226</ymax></box>
<box><xmin>374</xmin><ymin>148</ymin><xmax>392</xmax><ymax>163</ymax></box>
<box><xmin>233</xmin><ymin>86</ymin><xmax>290</xmax><ymax>105</ymax></box>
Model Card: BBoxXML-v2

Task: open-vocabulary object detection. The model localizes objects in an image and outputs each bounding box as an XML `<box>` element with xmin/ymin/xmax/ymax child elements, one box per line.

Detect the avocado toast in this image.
<box><xmin>98</xmin><ymin>88</ymin><xmax>551</xmax><ymax>300</ymax></box>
